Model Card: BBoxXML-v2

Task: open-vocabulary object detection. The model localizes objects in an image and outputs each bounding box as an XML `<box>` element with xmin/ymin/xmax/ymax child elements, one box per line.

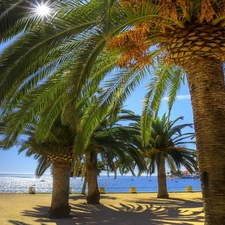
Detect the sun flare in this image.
<box><xmin>35</xmin><ymin>3</ymin><xmax>50</xmax><ymax>17</ymax></box>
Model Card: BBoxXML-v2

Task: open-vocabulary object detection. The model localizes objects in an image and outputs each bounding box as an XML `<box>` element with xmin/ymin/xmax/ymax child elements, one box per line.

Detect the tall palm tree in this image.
<box><xmin>83</xmin><ymin>108</ymin><xmax>146</xmax><ymax>204</ymax></box>
<box><xmin>142</xmin><ymin>114</ymin><xmax>198</xmax><ymax>198</ymax></box>
<box><xmin>1</xmin><ymin>1</ymin><xmax>225</xmax><ymax>223</ymax></box>
<box><xmin>0</xmin><ymin>72</ymin><xmax>88</xmax><ymax>217</ymax></box>
<box><xmin>72</xmin><ymin>3</ymin><xmax>225</xmax><ymax>223</ymax></box>
<box><xmin>2</xmin><ymin>116</ymin><xmax>75</xmax><ymax>218</ymax></box>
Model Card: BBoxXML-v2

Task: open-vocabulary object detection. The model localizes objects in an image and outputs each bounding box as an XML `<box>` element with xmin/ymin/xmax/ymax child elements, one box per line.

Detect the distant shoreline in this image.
<box><xmin>0</xmin><ymin>174</ymin><xmax>202</xmax><ymax>193</ymax></box>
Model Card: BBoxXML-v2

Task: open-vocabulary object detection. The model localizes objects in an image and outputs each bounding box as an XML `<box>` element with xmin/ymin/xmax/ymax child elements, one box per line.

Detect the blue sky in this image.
<box><xmin>0</xmin><ymin>77</ymin><xmax>193</xmax><ymax>174</ymax></box>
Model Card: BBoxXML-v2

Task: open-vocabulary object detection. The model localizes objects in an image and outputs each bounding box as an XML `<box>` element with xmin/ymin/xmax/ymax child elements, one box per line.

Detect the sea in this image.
<box><xmin>0</xmin><ymin>173</ymin><xmax>201</xmax><ymax>193</ymax></box>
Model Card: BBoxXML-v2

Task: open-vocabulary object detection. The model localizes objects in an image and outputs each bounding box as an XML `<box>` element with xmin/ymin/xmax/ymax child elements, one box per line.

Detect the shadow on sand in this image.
<box><xmin>8</xmin><ymin>195</ymin><xmax>204</xmax><ymax>225</ymax></box>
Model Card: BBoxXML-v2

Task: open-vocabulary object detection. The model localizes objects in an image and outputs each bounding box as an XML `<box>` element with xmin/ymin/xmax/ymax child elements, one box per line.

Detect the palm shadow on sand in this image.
<box><xmin>8</xmin><ymin>195</ymin><xmax>204</xmax><ymax>225</ymax></box>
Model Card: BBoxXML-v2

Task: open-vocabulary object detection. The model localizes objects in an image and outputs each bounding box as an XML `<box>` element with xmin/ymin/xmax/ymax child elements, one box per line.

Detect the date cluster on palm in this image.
<box><xmin>108</xmin><ymin>0</ymin><xmax>225</xmax><ymax>68</ymax></box>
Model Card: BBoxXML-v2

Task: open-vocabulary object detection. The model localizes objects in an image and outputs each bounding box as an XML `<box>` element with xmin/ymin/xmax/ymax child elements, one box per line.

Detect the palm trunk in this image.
<box><xmin>81</xmin><ymin>172</ymin><xmax>87</xmax><ymax>195</ymax></box>
<box><xmin>185</xmin><ymin>58</ymin><xmax>225</xmax><ymax>224</ymax></box>
<box><xmin>85</xmin><ymin>151</ymin><xmax>100</xmax><ymax>204</ymax></box>
<box><xmin>48</xmin><ymin>161</ymin><xmax>72</xmax><ymax>218</ymax></box>
<box><xmin>157</xmin><ymin>156</ymin><xmax>169</xmax><ymax>198</ymax></box>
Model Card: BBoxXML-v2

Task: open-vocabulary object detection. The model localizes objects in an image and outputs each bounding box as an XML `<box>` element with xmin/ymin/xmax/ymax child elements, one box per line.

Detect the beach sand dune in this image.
<box><xmin>0</xmin><ymin>192</ymin><xmax>204</xmax><ymax>225</ymax></box>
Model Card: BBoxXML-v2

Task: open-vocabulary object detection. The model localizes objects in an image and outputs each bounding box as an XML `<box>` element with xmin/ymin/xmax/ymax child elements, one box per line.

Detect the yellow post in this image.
<box><xmin>69</xmin><ymin>187</ymin><xmax>73</xmax><ymax>194</ymax></box>
<box><xmin>28</xmin><ymin>186</ymin><xmax>35</xmax><ymax>194</ymax></box>
<box><xmin>129</xmin><ymin>186</ymin><xmax>137</xmax><ymax>193</ymax></box>
<box><xmin>99</xmin><ymin>187</ymin><xmax>105</xmax><ymax>194</ymax></box>
<box><xmin>185</xmin><ymin>186</ymin><xmax>193</xmax><ymax>192</ymax></box>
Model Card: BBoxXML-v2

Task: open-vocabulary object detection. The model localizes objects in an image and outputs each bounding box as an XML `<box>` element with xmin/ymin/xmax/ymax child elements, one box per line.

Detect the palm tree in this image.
<box><xmin>72</xmin><ymin>3</ymin><xmax>225</xmax><ymax>223</ymax></box>
<box><xmin>142</xmin><ymin>114</ymin><xmax>198</xmax><ymax>198</ymax></box>
<box><xmin>83</xmin><ymin>108</ymin><xmax>146</xmax><ymax>204</ymax></box>
<box><xmin>104</xmin><ymin>4</ymin><xmax>225</xmax><ymax>223</ymax></box>
<box><xmin>1</xmin><ymin>116</ymin><xmax>75</xmax><ymax>218</ymax></box>
<box><xmin>1</xmin><ymin>1</ymin><xmax>225</xmax><ymax>223</ymax></box>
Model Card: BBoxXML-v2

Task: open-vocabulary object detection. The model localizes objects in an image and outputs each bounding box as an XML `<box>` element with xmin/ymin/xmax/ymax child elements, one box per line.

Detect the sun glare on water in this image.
<box><xmin>35</xmin><ymin>3</ymin><xmax>50</xmax><ymax>17</ymax></box>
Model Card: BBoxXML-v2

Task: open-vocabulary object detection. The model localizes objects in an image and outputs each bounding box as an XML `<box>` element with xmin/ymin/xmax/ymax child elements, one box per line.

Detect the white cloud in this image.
<box><xmin>163</xmin><ymin>94</ymin><xmax>190</xmax><ymax>101</ymax></box>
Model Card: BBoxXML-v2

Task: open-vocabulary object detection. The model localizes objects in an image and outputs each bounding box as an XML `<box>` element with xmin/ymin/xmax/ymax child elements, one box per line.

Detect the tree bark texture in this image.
<box><xmin>48</xmin><ymin>161</ymin><xmax>72</xmax><ymax>218</ymax></box>
<box><xmin>86</xmin><ymin>151</ymin><xmax>100</xmax><ymax>204</ymax></box>
<box><xmin>184</xmin><ymin>58</ymin><xmax>225</xmax><ymax>224</ymax></box>
<box><xmin>167</xmin><ymin>24</ymin><xmax>225</xmax><ymax>224</ymax></box>
<box><xmin>157</xmin><ymin>156</ymin><xmax>169</xmax><ymax>198</ymax></box>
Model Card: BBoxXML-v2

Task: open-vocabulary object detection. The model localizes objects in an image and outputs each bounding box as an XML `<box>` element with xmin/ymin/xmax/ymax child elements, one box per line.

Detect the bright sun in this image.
<box><xmin>35</xmin><ymin>3</ymin><xmax>50</xmax><ymax>17</ymax></box>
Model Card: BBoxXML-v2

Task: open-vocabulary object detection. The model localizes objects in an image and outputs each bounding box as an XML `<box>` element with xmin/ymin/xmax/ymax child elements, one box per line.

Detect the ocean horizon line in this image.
<box><xmin>0</xmin><ymin>172</ymin><xmax>157</xmax><ymax>177</ymax></box>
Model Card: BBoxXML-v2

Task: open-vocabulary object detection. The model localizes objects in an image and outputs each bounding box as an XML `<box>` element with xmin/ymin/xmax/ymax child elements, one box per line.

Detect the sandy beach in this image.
<box><xmin>0</xmin><ymin>192</ymin><xmax>204</xmax><ymax>225</ymax></box>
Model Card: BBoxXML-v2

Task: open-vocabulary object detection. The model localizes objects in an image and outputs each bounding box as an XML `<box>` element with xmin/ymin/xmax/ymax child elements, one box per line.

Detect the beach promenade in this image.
<box><xmin>0</xmin><ymin>192</ymin><xmax>204</xmax><ymax>225</ymax></box>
